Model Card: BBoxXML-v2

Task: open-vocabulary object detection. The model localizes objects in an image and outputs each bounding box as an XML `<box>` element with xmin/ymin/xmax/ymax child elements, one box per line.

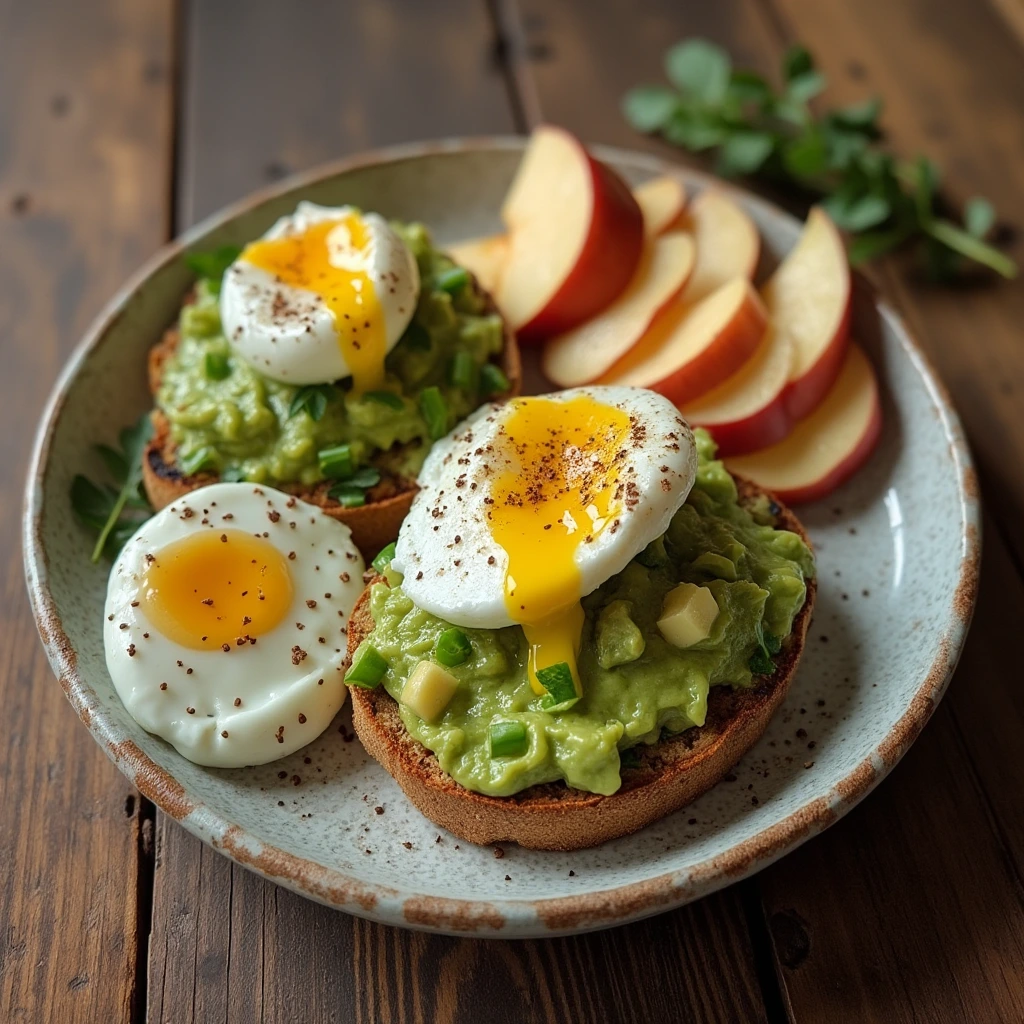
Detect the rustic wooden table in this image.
<box><xmin>5</xmin><ymin>1</ymin><xmax>1024</xmax><ymax>1020</ymax></box>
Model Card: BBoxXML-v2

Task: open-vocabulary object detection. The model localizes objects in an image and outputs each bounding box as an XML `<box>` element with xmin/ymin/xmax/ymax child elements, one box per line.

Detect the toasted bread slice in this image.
<box><xmin>347</xmin><ymin>478</ymin><xmax>815</xmax><ymax>851</ymax></box>
<box><xmin>143</xmin><ymin>279</ymin><xmax>520</xmax><ymax>559</ymax></box>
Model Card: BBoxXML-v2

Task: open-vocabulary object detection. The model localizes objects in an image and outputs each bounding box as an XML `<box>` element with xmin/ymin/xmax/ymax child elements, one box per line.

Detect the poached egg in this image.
<box><xmin>104</xmin><ymin>482</ymin><xmax>365</xmax><ymax>767</ymax></box>
<box><xmin>392</xmin><ymin>387</ymin><xmax>698</xmax><ymax>694</ymax></box>
<box><xmin>220</xmin><ymin>202</ymin><xmax>419</xmax><ymax>393</ymax></box>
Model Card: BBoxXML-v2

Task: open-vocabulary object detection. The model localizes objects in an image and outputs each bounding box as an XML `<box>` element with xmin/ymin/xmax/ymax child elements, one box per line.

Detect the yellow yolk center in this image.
<box><xmin>140</xmin><ymin>529</ymin><xmax>293</xmax><ymax>651</ymax></box>
<box><xmin>487</xmin><ymin>395</ymin><xmax>632</xmax><ymax>696</ymax></box>
<box><xmin>241</xmin><ymin>213</ymin><xmax>386</xmax><ymax>394</ymax></box>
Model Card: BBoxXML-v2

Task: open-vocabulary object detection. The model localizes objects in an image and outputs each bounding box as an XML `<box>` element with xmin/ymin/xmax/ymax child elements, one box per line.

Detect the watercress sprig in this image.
<box><xmin>71</xmin><ymin>413</ymin><xmax>153</xmax><ymax>562</ymax></box>
<box><xmin>623</xmin><ymin>39</ymin><xmax>1017</xmax><ymax>280</ymax></box>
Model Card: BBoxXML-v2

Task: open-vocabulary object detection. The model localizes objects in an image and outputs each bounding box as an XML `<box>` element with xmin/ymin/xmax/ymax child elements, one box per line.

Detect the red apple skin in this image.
<box><xmin>781</xmin><ymin>291</ymin><xmax>853</xmax><ymax>422</ymax></box>
<box><xmin>698</xmin><ymin>394</ymin><xmax>794</xmax><ymax>459</ymax></box>
<box><xmin>514</xmin><ymin>140</ymin><xmax>644</xmax><ymax>345</ymax></box>
<box><xmin>643</xmin><ymin>291</ymin><xmax>767</xmax><ymax>407</ymax></box>
<box><xmin>762</xmin><ymin>391</ymin><xmax>882</xmax><ymax>504</ymax></box>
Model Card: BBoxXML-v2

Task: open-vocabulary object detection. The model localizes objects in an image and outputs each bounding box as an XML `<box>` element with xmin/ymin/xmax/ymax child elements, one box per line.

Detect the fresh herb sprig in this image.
<box><xmin>71</xmin><ymin>413</ymin><xmax>154</xmax><ymax>562</ymax></box>
<box><xmin>288</xmin><ymin>384</ymin><xmax>337</xmax><ymax>421</ymax></box>
<box><xmin>185</xmin><ymin>245</ymin><xmax>242</xmax><ymax>295</ymax></box>
<box><xmin>624</xmin><ymin>39</ymin><xmax>1017</xmax><ymax>280</ymax></box>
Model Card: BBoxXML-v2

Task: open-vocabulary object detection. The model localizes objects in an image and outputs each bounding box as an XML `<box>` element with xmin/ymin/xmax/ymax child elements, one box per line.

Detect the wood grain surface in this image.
<box><xmin>6</xmin><ymin>0</ymin><xmax>1024</xmax><ymax>1021</ymax></box>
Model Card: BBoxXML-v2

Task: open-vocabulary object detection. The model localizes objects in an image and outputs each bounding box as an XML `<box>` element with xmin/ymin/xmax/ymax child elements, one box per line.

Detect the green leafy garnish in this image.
<box><xmin>479</xmin><ymin>363</ymin><xmax>510</xmax><ymax>397</ymax></box>
<box><xmin>184</xmin><ymin>245</ymin><xmax>242</xmax><ymax>295</ymax></box>
<box><xmin>623</xmin><ymin>39</ymin><xmax>1017</xmax><ymax>280</ymax></box>
<box><xmin>70</xmin><ymin>413</ymin><xmax>153</xmax><ymax>562</ymax></box>
<box><xmin>204</xmin><ymin>351</ymin><xmax>231</xmax><ymax>380</ymax></box>
<box><xmin>748</xmin><ymin>621</ymin><xmax>783</xmax><ymax>676</ymax></box>
<box><xmin>364</xmin><ymin>390</ymin><xmax>405</xmax><ymax>410</ymax></box>
<box><xmin>289</xmin><ymin>384</ymin><xmax>336</xmax><ymax>421</ymax></box>
<box><xmin>328</xmin><ymin>485</ymin><xmax>367</xmax><ymax>508</ymax></box>
<box><xmin>436</xmin><ymin>266</ymin><xmax>470</xmax><ymax>294</ymax></box>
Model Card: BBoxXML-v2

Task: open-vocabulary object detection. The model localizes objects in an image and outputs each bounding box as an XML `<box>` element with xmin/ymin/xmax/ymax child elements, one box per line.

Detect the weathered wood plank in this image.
<box><xmin>0</xmin><ymin>0</ymin><xmax>174</xmax><ymax>1020</ymax></box>
<box><xmin>147</xmin><ymin>2</ymin><xmax>771</xmax><ymax>1021</ymax></box>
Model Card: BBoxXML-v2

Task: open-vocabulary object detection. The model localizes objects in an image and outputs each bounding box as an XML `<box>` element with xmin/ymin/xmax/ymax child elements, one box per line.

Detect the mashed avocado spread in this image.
<box><xmin>358</xmin><ymin>431</ymin><xmax>815</xmax><ymax>797</ymax></box>
<box><xmin>158</xmin><ymin>223</ymin><xmax>505</xmax><ymax>485</ymax></box>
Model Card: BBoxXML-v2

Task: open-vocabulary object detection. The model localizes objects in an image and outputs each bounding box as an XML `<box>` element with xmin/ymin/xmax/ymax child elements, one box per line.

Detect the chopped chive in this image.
<box><xmin>489</xmin><ymin>720</ymin><xmax>528</xmax><ymax>758</ymax></box>
<box><xmin>435</xmin><ymin>628</ymin><xmax>472</xmax><ymax>667</ymax></box>
<box><xmin>448</xmin><ymin>351</ymin><xmax>475</xmax><ymax>391</ymax></box>
<box><xmin>204</xmin><ymin>351</ymin><xmax>231</xmax><ymax>380</ymax></box>
<box><xmin>372</xmin><ymin>542</ymin><xmax>397</xmax><ymax>574</ymax></box>
<box><xmin>180</xmin><ymin>446</ymin><xmax>218</xmax><ymax>476</ymax></box>
<box><xmin>345</xmin><ymin>645</ymin><xmax>388</xmax><ymax>687</ymax></box>
<box><xmin>318</xmin><ymin>444</ymin><xmax>354</xmax><ymax>479</ymax></box>
<box><xmin>436</xmin><ymin>266</ymin><xmax>469</xmax><ymax>294</ymax></box>
<box><xmin>479</xmin><ymin>363</ymin><xmax>510</xmax><ymax>397</ymax></box>
<box><xmin>329</xmin><ymin>484</ymin><xmax>366</xmax><ymax>508</ymax></box>
<box><xmin>419</xmin><ymin>386</ymin><xmax>448</xmax><ymax>440</ymax></box>
<box><xmin>364</xmin><ymin>390</ymin><xmax>405</xmax><ymax>410</ymax></box>
<box><xmin>536</xmin><ymin>662</ymin><xmax>576</xmax><ymax>705</ymax></box>
<box><xmin>346</xmin><ymin>467</ymin><xmax>381</xmax><ymax>489</ymax></box>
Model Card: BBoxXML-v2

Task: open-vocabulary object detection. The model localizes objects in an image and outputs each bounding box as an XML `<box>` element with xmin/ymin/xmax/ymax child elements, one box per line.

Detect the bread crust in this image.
<box><xmin>347</xmin><ymin>479</ymin><xmax>816</xmax><ymax>851</ymax></box>
<box><xmin>142</xmin><ymin>278</ymin><xmax>521</xmax><ymax>560</ymax></box>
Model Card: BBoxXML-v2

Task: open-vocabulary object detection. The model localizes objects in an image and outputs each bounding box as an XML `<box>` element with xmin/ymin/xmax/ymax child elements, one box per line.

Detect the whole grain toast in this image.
<box><xmin>346</xmin><ymin>477</ymin><xmax>815</xmax><ymax>851</ymax></box>
<box><xmin>143</xmin><ymin>276</ymin><xmax>521</xmax><ymax>559</ymax></box>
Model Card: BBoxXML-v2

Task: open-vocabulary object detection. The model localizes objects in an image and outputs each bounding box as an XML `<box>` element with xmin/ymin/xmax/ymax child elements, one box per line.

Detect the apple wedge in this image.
<box><xmin>725</xmin><ymin>343</ymin><xmax>881</xmax><ymax>503</ymax></box>
<box><xmin>680</xmin><ymin>321</ymin><xmax>793</xmax><ymax>457</ymax></box>
<box><xmin>541</xmin><ymin>232</ymin><xmax>696</xmax><ymax>386</ymax></box>
<box><xmin>764</xmin><ymin>207</ymin><xmax>852</xmax><ymax>422</ymax></box>
<box><xmin>679</xmin><ymin>191</ymin><xmax>760</xmax><ymax>305</ymax></box>
<box><xmin>634</xmin><ymin>176</ymin><xmax>687</xmax><ymax>237</ymax></box>
<box><xmin>446</xmin><ymin>234</ymin><xmax>508</xmax><ymax>295</ymax></box>
<box><xmin>499</xmin><ymin>126</ymin><xmax>644</xmax><ymax>344</ymax></box>
<box><xmin>598</xmin><ymin>278</ymin><xmax>767</xmax><ymax>405</ymax></box>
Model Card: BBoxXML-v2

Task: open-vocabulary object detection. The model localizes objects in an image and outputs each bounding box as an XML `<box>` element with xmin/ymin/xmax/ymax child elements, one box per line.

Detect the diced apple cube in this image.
<box><xmin>401</xmin><ymin>661</ymin><xmax>459</xmax><ymax>723</ymax></box>
<box><xmin>657</xmin><ymin>584</ymin><xmax>720</xmax><ymax>648</ymax></box>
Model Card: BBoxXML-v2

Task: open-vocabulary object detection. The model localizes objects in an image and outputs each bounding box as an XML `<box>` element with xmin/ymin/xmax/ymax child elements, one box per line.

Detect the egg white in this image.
<box><xmin>104</xmin><ymin>482</ymin><xmax>365</xmax><ymax>767</ymax></box>
<box><xmin>219</xmin><ymin>202</ymin><xmax>419</xmax><ymax>386</ymax></box>
<box><xmin>392</xmin><ymin>386</ymin><xmax>698</xmax><ymax>629</ymax></box>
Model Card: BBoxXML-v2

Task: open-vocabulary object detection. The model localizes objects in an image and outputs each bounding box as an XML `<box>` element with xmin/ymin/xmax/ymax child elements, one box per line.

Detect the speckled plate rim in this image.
<box><xmin>23</xmin><ymin>137</ymin><xmax>981</xmax><ymax>937</ymax></box>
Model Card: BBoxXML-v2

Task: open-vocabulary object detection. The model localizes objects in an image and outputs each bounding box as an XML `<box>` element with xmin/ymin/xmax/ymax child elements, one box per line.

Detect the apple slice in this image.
<box><xmin>634</xmin><ymin>176</ymin><xmax>687</xmax><ymax>237</ymax></box>
<box><xmin>499</xmin><ymin>126</ymin><xmax>644</xmax><ymax>344</ymax></box>
<box><xmin>679</xmin><ymin>191</ymin><xmax>760</xmax><ymax>305</ymax></box>
<box><xmin>725</xmin><ymin>343</ymin><xmax>881</xmax><ymax>503</ymax></box>
<box><xmin>598</xmin><ymin>278</ymin><xmax>767</xmax><ymax>405</ymax></box>
<box><xmin>764</xmin><ymin>207</ymin><xmax>852</xmax><ymax>422</ymax></box>
<box><xmin>541</xmin><ymin>232</ymin><xmax>696</xmax><ymax>387</ymax></box>
<box><xmin>446</xmin><ymin>234</ymin><xmax>508</xmax><ymax>295</ymax></box>
<box><xmin>680</xmin><ymin>320</ymin><xmax>793</xmax><ymax>457</ymax></box>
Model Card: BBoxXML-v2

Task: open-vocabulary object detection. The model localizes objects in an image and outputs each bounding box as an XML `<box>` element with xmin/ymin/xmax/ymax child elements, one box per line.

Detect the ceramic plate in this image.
<box><xmin>24</xmin><ymin>139</ymin><xmax>980</xmax><ymax>938</ymax></box>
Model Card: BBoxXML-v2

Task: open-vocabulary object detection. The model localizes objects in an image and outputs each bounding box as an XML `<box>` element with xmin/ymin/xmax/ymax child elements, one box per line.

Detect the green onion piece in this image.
<box><xmin>419</xmin><ymin>386</ymin><xmax>448</xmax><ymax>440</ymax></box>
<box><xmin>347</xmin><ymin>467</ymin><xmax>381</xmax><ymax>489</ymax></box>
<box><xmin>180</xmin><ymin>446</ymin><xmax>218</xmax><ymax>476</ymax></box>
<box><xmin>479</xmin><ymin>363</ymin><xmax>510</xmax><ymax>397</ymax></box>
<box><xmin>329</xmin><ymin>484</ymin><xmax>366</xmax><ymax>508</ymax></box>
<box><xmin>318</xmin><ymin>444</ymin><xmax>354</xmax><ymax>479</ymax></box>
<box><xmin>536</xmin><ymin>662</ymin><xmax>576</xmax><ymax>705</ymax></box>
<box><xmin>345</xmin><ymin>645</ymin><xmax>388</xmax><ymax>687</ymax></box>
<box><xmin>364</xmin><ymin>390</ymin><xmax>405</xmax><ymax>410</ymax></box>
<box><xmin>204</xmin><ymin>351</ymin><xmax>231</xmax><ymax>380</ymax></box>
<box><xmin>222</xmin><ymin>466</ymin><xmax>246</xmax><ymax>483</ymax></box>
<box><xmin>436</xmin><ymin>266</ymin><xmax>469</xmax><ymax>294</ymax></box>
<box><xmin>448</xmin><ymin>351</ymin><xmax>475</xmax><ymax>391</ymax></box>
<box><xmin>489</xmin><ymin>720</ymin><xmax>528</xmax><ymax>758</ymax></box>
<box><xmin>372</xmin><ymin>542</ymin><xmax>397</xmax><ymax>573</ymax></box>
<box><xmin>435</xmin><ymin>628</ymin><xmax>472</xmax><ymax>667</ymax></box>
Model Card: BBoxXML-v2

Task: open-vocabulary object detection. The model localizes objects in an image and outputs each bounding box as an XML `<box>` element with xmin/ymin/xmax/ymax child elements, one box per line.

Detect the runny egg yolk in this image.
<box><xmin>487</xmin><ymin>395</ymin><xmax>632</xmax><ymax>697</ymax></box>
<box><xmin>241</xmin><ymin>213</ymin><xmax>385</xmax><ymax>394</ymax></box>
<box><xmin>140</xmin><ymin>529</ymin><xmax>293</xmax><ymax>651</ymax></box>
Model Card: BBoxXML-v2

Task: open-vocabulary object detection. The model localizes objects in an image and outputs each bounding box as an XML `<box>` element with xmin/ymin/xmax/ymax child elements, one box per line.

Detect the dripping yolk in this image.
<box><xmin>487</xmin><ymin>395</ymin><xmax>632</xmax><ymax>697</ymax></box>
<box><xmin>242</xmin><ymin>213</ymin><xmax>385</xmax><ymax>394</ymax></box>
<box><xmin>140</xmin><ymin>529</ymin><xmax>293</xmax><ymax>651</ymax></box>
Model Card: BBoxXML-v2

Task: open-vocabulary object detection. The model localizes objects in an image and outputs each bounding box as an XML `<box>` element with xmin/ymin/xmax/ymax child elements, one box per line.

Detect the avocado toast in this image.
<box><xmin>343</xmin><ymin>391</ymin><xmax>816</xmax><ymax>851</ymax></box>
<box><xmin>143</xmin><ymin>216</ymin><xmax>520</xmax><ymax>559</ymax></box>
